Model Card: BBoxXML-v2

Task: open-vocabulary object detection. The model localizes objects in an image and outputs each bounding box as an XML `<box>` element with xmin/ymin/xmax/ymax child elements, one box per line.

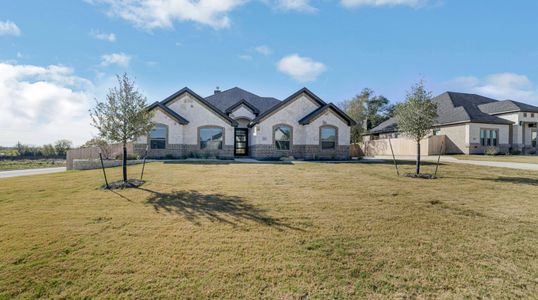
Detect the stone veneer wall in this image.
<box><xmin>250</xmin><ymin>144</ymin><xmax>349</xmax><ymax>160</ymax></box>
<box><xmin>134</xmin><ymin>144</ymin><xmax>234</xmax><ymax>159</ymax></box>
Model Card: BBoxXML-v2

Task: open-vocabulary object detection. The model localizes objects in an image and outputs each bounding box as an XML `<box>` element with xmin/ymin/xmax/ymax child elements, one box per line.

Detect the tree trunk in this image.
<box><xmin>416</xmin><ymin>141</ymin><xmax>421</xmax><ymax>175</ymax></box>
<box><xmin>122</xmin><ymin>143</ymin><xmax>128</xmax><ymax>182</ymax></box>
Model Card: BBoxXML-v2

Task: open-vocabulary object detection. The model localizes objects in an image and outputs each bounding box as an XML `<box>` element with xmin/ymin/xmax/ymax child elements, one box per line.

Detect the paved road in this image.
<box><xmin>367</xmin><ymin>155</ymin><xmax>538</xmax><ymax>171</ymax></box>
<box><xmin>0</xmin><ymin>167</ymin><xmax>66</xmax><ymax>179</ymax></box>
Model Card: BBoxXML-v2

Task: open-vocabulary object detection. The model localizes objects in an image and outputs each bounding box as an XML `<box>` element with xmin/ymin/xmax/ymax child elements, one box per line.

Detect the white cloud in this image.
<box><xmin>0</xmin><ymin>62</ymin><xmax>95</xmax><ymax>146</ymax></box>
<box><xmin>447</xmin><ymin>73</ymin><xmax>538</xmax><ymax>104</ymax></box>
<box><xmin>277</xmin><ymin>54</ymin><xmax>326</xmax><ymax>82</ymax></box>
<box><xmin>89</xmin><ymin>0</ymin><xmax>247</xmax><ymax>30</ymax></box>
<box><xmin>255</xmin><ymin>45</ymin><xmax>272</xmax><ymax>56</ymax></box>
<box><xmin>91</xmin><ymin>30</ymin><xmax>116</xmax><ymax>42</ymax></box>
<box><xmin>100</xmin><ymin>52</ymin><xmax>131</xmax><ymax>67</ymax></box>
<box><xmin>341</xmin><ymin>0</ymin><xmax>424</xmax><ymax>8</ymax></box>
<box><xmin>0</xmin><ymin>20</ymin><xmax>21</xmax><ymax>36</ymax></box>
<box><xmin>275</xmin><ymin>0</ymin><xmax>317</xmax><ymax>12</ymax></box>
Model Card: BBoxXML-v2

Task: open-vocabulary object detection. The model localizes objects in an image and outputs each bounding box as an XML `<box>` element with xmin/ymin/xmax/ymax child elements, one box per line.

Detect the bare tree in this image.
<box><xmin>90</xmin><ymin>74</ymin><xmax>154</xmax><ymax>182</ymax></box>
<box><xmin>395</xmin><ymin>81</ymin><xmax>438</xmax><ymax>175</ymax></box>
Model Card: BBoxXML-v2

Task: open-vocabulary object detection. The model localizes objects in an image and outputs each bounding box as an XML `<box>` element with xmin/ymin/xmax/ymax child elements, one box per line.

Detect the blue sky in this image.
<box><xmin>1</xmin><ymin>0</ymin><xmax>537</xmax><ymax>145</ymax></box>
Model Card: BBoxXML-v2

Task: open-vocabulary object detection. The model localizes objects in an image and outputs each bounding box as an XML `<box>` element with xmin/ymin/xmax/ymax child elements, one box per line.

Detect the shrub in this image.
<box><xmin>510</xmin><ymin>149</ymin><xmax>521</xmax><ymax>155</ymax></box>
<box><xmin>484</xmin><ymin>146</ymin><xmax>498</xmax><ymax>156</ymax></box>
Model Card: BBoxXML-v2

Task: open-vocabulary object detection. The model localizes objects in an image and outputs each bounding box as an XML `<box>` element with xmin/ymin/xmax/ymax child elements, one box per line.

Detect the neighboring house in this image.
<box><xmin>135</xmin><ymin>87</ymin><xmax>356</xmax><ymax>160</ymax></box>
<box><xmin>365</xmin><ymin>92</ymin><xmax>538</xmax><ymax>154</ymax></box>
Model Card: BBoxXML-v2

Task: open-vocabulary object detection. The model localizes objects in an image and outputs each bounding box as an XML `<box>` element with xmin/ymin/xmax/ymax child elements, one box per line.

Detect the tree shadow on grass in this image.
<box><xmin>139</xmin><ymin>187</ymin><xmax>302</xmax><ymax>231</ymax></box>
<box><xmin>441</xmin><ymin>175</ymin><xmax>538</xmax><ymax>186</ymax></box>
<box><xmin>490</xmin><ymin>176</ymin><xmax>538</xmax><ymax>186</ymax></box>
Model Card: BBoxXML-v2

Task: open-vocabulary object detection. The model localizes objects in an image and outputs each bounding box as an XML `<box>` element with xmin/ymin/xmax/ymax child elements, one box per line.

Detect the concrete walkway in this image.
<box><xmin>367</xmin><ymin>155</ymin><xmax>538</xmax><ymax>171</ymax></box>
<box><xmin>0</xmin><ymin>167</ymin><xmax>66</xmax><ymax>179</ymax></box>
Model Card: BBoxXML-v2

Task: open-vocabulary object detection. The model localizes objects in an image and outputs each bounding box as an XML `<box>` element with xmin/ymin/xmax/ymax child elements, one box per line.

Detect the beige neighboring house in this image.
<box><xmin>364</xmin><ymin>92</ymin><xmax>538</xmax><ymax>155</ymax></box>
<box><xmin>134</xmin><ymin>87</ymin><xmax>356</xmax><ymax>160</ymax></box>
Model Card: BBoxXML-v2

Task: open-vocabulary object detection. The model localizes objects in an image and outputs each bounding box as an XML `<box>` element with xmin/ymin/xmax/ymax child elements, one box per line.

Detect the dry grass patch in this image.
<box><xmin>453</xmin><ymin>154</ymin><xmax>538</xmax><ymax>164</ymax></box>
<box><xmin>0</xmin><ymin>161</ymin><xmax>537</xmax><ymax>298</ymax></box>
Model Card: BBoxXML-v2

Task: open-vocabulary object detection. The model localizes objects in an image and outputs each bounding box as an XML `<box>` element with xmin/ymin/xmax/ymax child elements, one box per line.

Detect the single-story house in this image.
<box><xmin>134</xmin><ymin>87</ymin><xmax>356</xmax><ymax>160</ymax></box>
<box><xmin>365</xmin><ymin>92</ymin><xmax>538</xmax><ymax>154</ymax></box>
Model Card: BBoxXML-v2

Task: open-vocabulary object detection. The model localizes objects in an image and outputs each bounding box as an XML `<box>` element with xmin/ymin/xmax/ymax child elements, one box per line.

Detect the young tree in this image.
<box><xmin>90</xmin><ymin>74</ymin><xmax>154</xmax><ymax>182</ymax></box>
<box><xmin>395</xmin><ymin>81</ymin><xmax>438</xmax><ymax>175</ymax></box>
<box><xmin>341</xmin><ymin>88</ymin><xmax>392</xmax><ymax>143</ymax></box>
<box><xmin>54</xmin><ymin>139</ymin><xmax>72</xmax><ymax>157</ymax></box>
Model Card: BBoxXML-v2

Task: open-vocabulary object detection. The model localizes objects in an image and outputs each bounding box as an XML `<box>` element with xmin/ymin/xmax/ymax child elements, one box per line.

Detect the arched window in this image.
<box><xmin>320</xmin><ymin>126</ymin><xmax>337</xmax><ymax>150</ymax></box>
<box><xmin>150</xmin><ymin>124</ymin><xmax>167</xmax><ymax>149</ymax></box>
<box><xmin>199</xmin><ymin>126</ymin><xmax>223</xmax><ymax>150</ymax></box>
<box><xmin>274</xmin><ymin>125</ymin><xmax>292</xmax><ymax>150</ymax></box>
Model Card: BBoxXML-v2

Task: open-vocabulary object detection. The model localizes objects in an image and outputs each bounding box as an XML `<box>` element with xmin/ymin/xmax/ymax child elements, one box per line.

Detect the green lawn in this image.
<box><xmin>0</xmin><ymin>162</ymin><xmax>537</xmax><ymax>298</ymax></box>
<box><xmin>452</xmin><ymin>154</ymin><xmax>538</xmax><ymax>164</ymax></box>
<box><xmin>0</xmin><ymin>159</ymin><xmax>65</xmax><ymax>171</ymax></box>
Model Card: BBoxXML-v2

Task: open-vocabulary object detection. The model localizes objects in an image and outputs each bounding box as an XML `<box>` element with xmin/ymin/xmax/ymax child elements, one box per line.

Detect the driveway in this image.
<box><xmin>0</xmin><ymin>167</ymin><xmax>66</xmax><ymax>179</ymax></box>
<box><xmin>367</xmin><ymin>155</ymin><xmax>538</xmax><ymax>171</ymax></box>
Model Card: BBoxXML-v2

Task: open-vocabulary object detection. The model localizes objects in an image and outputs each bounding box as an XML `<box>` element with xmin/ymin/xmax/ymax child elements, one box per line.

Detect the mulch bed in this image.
<box><xmin>402</xmin><ymin>173</ymin><xmax>437</xmax><ymax>179</ymax></box>
<box><xmin>101</xmin><ymin>179</ymin><xmax>145</xmax><ymax>190</ymax></box>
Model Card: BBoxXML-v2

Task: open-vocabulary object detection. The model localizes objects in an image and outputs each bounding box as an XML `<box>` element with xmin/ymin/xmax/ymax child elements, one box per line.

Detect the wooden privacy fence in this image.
<box><xmin>362</xmin><ymin>135</ymin><xmax>446</xmax><ymax>156</ymax></box>
<box><xmin>66</xmin><ymin>143</ymin><xmax>133</xmax><ymax>170</ymax></box>
<box><xmin>349</xmin><ymin>144</ymin><xmax>364</xmax><ymax>157</ymax></box>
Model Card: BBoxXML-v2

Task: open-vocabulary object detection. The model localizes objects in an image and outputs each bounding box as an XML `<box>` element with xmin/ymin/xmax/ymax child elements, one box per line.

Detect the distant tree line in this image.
<box><xmin>0</xmin><ymin>140</ymin><xmax>73</xmax><ymax>159</ymax></box>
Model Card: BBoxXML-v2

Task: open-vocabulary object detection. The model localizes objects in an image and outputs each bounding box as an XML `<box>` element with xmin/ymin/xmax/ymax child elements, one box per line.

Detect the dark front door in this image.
<box><xmin>234</xmin><ymin>128</ymin><xmax>248</xmax><ymax>156</ymax></box>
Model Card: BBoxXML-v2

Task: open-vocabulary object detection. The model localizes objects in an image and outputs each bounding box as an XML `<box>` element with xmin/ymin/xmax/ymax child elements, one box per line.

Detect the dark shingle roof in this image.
<box><xmin>298</xmin><ymin>103</ymin><xmax>357</xmax><ymax>126</ymax></box>
<box><xmin>367</xmin><ymin>117</ymin><xmax>399</xmax><ymax>134</ymax></box>
<box><xmin>204</xmin><ymin>87</ymin><xmax>280</xmax><ymax>115</ymax></box>
<box><xmin>478</xmin><ymin>100</ymin><xmax>538</xmax><ymax>114</ymax></box>
<box><xmin>368</xmin><ymin>91</ymin><xmax>514</xmax><ymax>134</ymax></box>
<box><xmin>433</xmin><ymin>92</ymin><xmax>512</xmax><ymax>125</ymax></box>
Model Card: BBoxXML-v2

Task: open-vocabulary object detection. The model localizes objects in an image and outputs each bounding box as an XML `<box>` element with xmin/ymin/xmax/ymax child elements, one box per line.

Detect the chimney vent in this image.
<box><xmin>214</xmin><ymin>86</ymin><xmax>221</xmax><ymax>94</ymax></box>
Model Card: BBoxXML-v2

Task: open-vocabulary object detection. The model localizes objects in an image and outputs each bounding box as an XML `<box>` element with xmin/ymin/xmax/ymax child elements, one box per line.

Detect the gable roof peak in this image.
<box><xmin>159</xmin><ymin>87</ymin><xmax>238</xmax><ymax>126</ymax></box>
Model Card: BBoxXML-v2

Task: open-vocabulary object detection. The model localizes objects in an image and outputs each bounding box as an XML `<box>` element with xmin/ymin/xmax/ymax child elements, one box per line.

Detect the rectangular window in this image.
<box><xmin>480</xmin><ymin>128</ymin><xmax>499</xmax><ymax>147</ymax></box>
<box><xmin>320</xmin><ymin>127</ymin><xmax>337</xmax><ymax>150</ymax></box>
<box><xmin>200</xmin><ymin>127</ymin><xmax>223</xmax><ymax>150</ymax></box>
<box><xmin>150</xmin><ymin>126</ymin><xmax>167</xmax><ymax>149</ymax></box>
<box><xmin>524</xmin><ymin>112</ymin><xmax>528</xmax><ymax>117</ymax></box>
